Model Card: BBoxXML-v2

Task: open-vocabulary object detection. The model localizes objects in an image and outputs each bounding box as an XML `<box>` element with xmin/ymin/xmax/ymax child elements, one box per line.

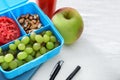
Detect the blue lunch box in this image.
<box><xmin>0</xmin><ymin>0</ymin><xmax>64</xmax><ymax>79</ymax></box>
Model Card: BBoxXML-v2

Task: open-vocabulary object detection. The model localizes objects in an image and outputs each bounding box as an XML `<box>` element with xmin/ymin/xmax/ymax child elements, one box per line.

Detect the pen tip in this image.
<box><xmin>59</xmin><ymin>60</ymin><xmax>64</xmax><ymax>65</ymax></box>
<box><xmin>77</xmin><ymin>65</ymin><xmax>81</xmax><ymax>69</ymax></box>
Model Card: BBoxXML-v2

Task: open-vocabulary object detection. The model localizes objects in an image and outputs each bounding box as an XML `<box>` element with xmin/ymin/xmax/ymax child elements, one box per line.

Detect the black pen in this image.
<box><xmin>66</xmin><ymin>65</ymin><xmax>81</xmax><ymax>80</ymax></box>
<box><xmin>49</xmin><ymin>60</ymin><xmax>64</xmax><ymax>80</ymax></box>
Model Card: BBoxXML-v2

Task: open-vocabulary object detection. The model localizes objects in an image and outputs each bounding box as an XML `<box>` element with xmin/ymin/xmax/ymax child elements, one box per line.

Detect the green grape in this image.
<box><xmin>26</xmin><ymin>43</ymin><xmax>33</xmax><ymax>47</ymax></box>
<box><xmin>33</xmin><ymin>43</ymin><xmax>41</xmax><ymax>51</ymax></box>
<box><xmin>4</xmin><ymin>54</ymin><xmax>14</xmax><ymax>62</ymax></box>
<box><xmin>25</xmin><ymin>55</ymin><xmax>33</xmax><ymax>62</ymax></box>
<box><xmin>40</xmin><ymin>47</ymin><xmax>47</xmax><ymax>54</ymax></box>
<box><xmin>46</xmin><ymin>42</ymin><xmax>54</xmax><ymax>50</ymax></box>
<box><xmin>0</xmin><ymin>56</ymin><xmax>4</xmax><ymax>63</ymax></box>
<box><xmin>50</xmin><ymin>36</ymin><xmax>57</xmax><ymax>42</ymax></box>
<box><xmin>9</xmin><ymin>60</ymin><xmax>18</xmax><ymax>70</ymax></box>
<box><xmin>30</xmin><ymin>32</ymin><xmax>36</xmax><ymax>41</ymax></box>
<box><xmin>43</xmin><ymin>34</ymin><xmax>50</xmax><ymax>43</ymax></box>
<box><xmin>1</xmin><ymin>62</ymin><xmax>8</xmax><ymax>70</ymax></box>
<box><xmin>35</xmin><ymin>52</ymin><xmax>41</xmax><ymax>58</ymax></box>
<box><xmin>21</xmin><ymin>36</ymin><xmax>30</xmax><ymax>45</ymax></box>
<box><xmin>8</xmin><ymin>49</ymin><xmax>17</xmax><ymax>56</ymax></box>
<box><xmin>25</xmin><ymin>47</ymin><xmax>33</xmax><ymax>54</ymax></box>
<box><xmin>0</xmin><ymin>47</ymin><xmax>2</xmax><ymax>53</ymax></box>
<box><xmin>31</xmin><ymin>51</ymin><xmax>36</xmax><ymax>56</ymax></box>
<box><xmin>14</xmin><ymin>59</ymin><xmax>23</xmax><ymax>66</ymax></box>
<box><xmin>18</xmin><ymin>43</ymin><xmax>26</xmax><ymax>50</ymax></box>
<box><xmin>35</xmin><ymin>35</ymin><xmax>43</xmax><ymax>43</ymax></box>
<box><xmin>14</xmin><ymin>39</ymin><xmax>21</xmax><ymax>46</ymax></box>
<box><xmin>17</xmin><ymin>52</ymin><xmax>28</xmax><ymax>60</ymax></box>
<box><xmin>45</xmin><ymin>30</ymin><xmax>52</xmax><ymax>36</ymax></box>
<box><xmin>9</xmin><ymin>44</ymin><xmax>17</xmax><ymax>50</ymax></box>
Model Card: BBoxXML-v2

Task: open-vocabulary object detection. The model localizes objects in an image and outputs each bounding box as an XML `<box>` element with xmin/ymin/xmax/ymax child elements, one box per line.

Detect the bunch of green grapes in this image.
<box><xmin>0</xmin><ymin>30</ymin><xmax>60</xmax><ymax>71</ymax></box>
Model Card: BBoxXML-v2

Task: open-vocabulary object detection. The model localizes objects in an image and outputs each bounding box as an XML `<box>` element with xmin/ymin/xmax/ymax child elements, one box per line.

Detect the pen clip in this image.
<box><xmin>50</xmin><ymin>60</ymin><xmax>64</xmax><ymax>77</ymax></box>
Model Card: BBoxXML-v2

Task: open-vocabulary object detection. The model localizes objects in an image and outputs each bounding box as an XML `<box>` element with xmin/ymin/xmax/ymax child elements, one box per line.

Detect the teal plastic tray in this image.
<box><xmin>0</xmin><ymin>0</ymin><xmax>64</xmax><ymax>79</ymax></box>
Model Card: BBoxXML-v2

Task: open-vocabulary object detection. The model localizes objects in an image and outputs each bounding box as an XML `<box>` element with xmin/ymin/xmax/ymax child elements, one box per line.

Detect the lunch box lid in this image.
<box><xmin>0</xmin><ymin>0</ymin><xmax>28</xmax><ymax>13</ymax></box>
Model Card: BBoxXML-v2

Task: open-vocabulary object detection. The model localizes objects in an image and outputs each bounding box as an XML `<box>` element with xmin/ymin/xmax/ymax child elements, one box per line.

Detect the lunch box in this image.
<box><xmin>0</xmin><ymin>0</ymin><xmax>64</xmax><ymax>79</ymax></box>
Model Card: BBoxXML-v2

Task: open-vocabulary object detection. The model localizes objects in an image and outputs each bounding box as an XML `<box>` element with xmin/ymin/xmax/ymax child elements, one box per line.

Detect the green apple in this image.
<box><xmin>52</xmin><ymin>7</ymin><xmax>84</xmax><ymax>45</ymax></box>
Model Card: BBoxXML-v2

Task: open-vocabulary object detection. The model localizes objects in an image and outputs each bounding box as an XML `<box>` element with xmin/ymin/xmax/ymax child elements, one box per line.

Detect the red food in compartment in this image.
<box><xmin>0</xmin><ymin>16</ymin><xmax>20</xmax><ymax>45</ymax></box>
